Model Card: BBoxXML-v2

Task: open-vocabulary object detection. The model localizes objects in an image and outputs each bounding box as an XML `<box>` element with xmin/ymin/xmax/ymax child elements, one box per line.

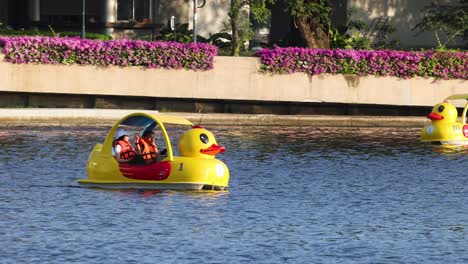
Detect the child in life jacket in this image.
<box><xmin>113</xmin><ymin>128</ymin><xmax>140</xmax><ymax>163</ymax></box>
<box><xmin>136</xmin><ymin>130</ymin><xmax>159</xmax><ymax>164</ymax></box>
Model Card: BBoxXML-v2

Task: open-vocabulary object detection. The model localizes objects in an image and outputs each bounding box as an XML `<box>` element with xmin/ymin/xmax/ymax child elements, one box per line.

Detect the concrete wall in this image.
<box><xmin>187</xmin><ymin>0</ymin><xmax>230</xmax><ymax>37</ymax></box>
<box><xmin>0</xmin><ymin>54</ymin><xmax>466</xmax><ymax>109</ymax></box>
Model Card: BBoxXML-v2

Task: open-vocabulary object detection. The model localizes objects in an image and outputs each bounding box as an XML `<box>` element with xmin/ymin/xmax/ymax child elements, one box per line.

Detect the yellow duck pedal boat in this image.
<box><xmin>421</xmin><ymin>94</ymin><xmax>468</xmax><ymax>145</ymax></box>
<box><xmin>78</xmin><ymin>113</ymin><xmax>229</xmax><ymax>190</ymax></box>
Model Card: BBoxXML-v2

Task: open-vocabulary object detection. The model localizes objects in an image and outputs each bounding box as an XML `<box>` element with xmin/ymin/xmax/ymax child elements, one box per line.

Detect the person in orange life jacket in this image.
<box><xmin>113</xmin><ymin>128</ymin><xmax>140</xmax><ymax>163</ymax></box>
<box><xmin>136</xmin><ymin>130</ymin><xmax>159</xmax><ymax>164</ymax></box>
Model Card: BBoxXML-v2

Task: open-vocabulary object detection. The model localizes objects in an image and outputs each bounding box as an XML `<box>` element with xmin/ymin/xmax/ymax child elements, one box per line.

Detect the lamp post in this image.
<box><xmin>81</xmin><ymin>0</ymin><xmax>86</xmax><ymax>38</ymax></box>
<box><xmin>171</xmin><ymin>16</ymin><xmax>176</xmax><ymax>41</ymax></box>
<box><xmin>193</xmin><ymin>0</ymin><xmax>198</xmax><ymax>43</ymax></box>
<box><xmin>192</xmin><ymin>0</ymin><xmax>206</xmax><ymax>43</ymax></box>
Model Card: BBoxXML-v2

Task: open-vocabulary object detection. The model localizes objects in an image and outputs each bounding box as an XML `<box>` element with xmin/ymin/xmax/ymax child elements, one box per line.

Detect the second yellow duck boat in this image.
<box><xmin>421</xmin><ymin>94</ymin><xmax>468</xmax><ymax>145</ymax></box>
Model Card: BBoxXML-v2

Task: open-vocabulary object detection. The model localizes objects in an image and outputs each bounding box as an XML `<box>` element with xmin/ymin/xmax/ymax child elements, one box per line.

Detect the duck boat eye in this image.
<box><xmin>200</xmin><ymin>133</ymin><xmax>209</xmax><ymax>144</ymax></box>
<box><xmin>438</xmin><ymin>105</ymin><xmax>445</xmax><ymax>112</ymax></box>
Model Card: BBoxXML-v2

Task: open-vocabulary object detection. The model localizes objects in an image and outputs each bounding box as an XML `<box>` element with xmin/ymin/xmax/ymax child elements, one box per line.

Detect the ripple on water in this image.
<box><xmin>0</xmin><ymin>126</ymin><xmax>468</xmax><ymax>263</ymax></box>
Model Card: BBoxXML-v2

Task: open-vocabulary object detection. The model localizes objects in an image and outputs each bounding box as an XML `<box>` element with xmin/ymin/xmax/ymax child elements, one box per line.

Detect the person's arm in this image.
<box><xmin>153</xmin><ymin>144</ymin><xmax>159</xmax><ymax>153</ymax></box>
<box><xmin>134</xmin><ymin>135</ymin><xmax>142</xmax><ymax>155</ymax></box>
<box><xmin>114</xmin><ymin>145</ymin><xmax>135</xmax><ymax>163</ymax></box>
<box><xmin>152</xmin><ymin>138</ymin><xmax>159</xmax><ymax>152</ymax></box>
<box><xmin>114</xmin><ymin>144</ymin><xmax>129</xmax><ymax>163</ymax></box>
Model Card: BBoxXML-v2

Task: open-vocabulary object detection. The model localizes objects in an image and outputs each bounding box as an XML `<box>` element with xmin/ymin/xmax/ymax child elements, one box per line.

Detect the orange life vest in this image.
<box><xmin>114</xmin><ymin>140</ymin><xmax>136</xmax><ymax>161</ymax></box>
<box><xmin>138</xmin><ymin>137</ymin><xmax>158</xmax><ymax>164</ymax></box>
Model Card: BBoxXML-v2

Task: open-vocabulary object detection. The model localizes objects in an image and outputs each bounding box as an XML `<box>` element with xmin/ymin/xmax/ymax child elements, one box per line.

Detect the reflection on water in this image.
<box><xmin>1</xmin><ymin>125</ymin><xmax>468</xmax><ymax>264</ymax></box>
<box><xmin>431</xmin><ymin>144</ymin><xmax>468</xmax><ymax>155</ymax></box>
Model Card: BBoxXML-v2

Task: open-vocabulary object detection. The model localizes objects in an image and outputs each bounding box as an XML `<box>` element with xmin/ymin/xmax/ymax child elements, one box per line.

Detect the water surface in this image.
<box><xmin>0</xmin><ymin>125</ymin><xmax>467</xmax><ymax>263</ymax></box>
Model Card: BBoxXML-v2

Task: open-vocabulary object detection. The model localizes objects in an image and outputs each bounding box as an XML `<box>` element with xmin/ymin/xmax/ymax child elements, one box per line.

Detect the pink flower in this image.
<box><xmin>256</xmin><ymin>47</ymin><xmax>467</xmax><ymax>80</ymax></box>
<box><xmin>0</xmin><ymin>36</ymin><xmax>217</xmax><ymax>71</ymax></box>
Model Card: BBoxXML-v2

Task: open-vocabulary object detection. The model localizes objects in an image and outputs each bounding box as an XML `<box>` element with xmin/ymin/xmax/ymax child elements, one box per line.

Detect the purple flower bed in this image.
<box><xmin>256</xmin><ymin>47</ymin><xmax>467</xmax><ymax>79</ymax></box>
<box><xmin>0</xmin><ymin>36</ymin><xmax>217</xmax><ymax>71</ymax></box>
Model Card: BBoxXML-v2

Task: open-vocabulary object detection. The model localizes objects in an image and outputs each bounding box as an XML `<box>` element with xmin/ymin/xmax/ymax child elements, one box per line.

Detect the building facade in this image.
<box><xmin>266</xmin><ymin>0</ymin><xmax>465</xmax><ymax>49</ymax></box>
<box><xmin>348</xmin><ymin>0</ymin><xmax>465</xmax><ymax>49</ymax></box>
<box><xmin>1</xmin><ymin>0</ymin><xmax>211</xmax><ymax>39</ymax></box>
<box><xmin>0</xmin><ymin>0</ymin><xmax>464</xmax><ymax>49</ymax></box>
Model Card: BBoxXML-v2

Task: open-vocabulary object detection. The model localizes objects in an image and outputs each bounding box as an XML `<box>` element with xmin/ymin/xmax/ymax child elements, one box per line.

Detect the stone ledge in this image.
<box><xmin>0</xmin><ymin>108</ymin><xmax>429</xmax><ymax>127</ymax></box>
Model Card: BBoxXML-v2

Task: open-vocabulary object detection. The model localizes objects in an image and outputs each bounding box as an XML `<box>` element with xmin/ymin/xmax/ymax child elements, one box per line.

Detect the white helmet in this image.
<box><xmin>115</xmin><ymin>128</ymin><xmax>129</xmax><ymax>139</ymax></box>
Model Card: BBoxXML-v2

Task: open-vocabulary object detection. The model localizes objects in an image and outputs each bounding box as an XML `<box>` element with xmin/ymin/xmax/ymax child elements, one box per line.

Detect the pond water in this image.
<box><xmin>0</xmin><ymin>125</ymin><xmax>467</xmax><ymax>263</ymax></box>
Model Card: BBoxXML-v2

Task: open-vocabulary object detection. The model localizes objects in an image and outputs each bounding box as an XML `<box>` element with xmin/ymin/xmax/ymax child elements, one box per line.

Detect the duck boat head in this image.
<box><xmin>179</xmin><ymin>125</ymin><xmax>226</xmax><ymax>159</ymax></box>
<box><xmin>421</xmin><ymin>94</ymin><xmax>468</xmax><ymax>145</ymax></box>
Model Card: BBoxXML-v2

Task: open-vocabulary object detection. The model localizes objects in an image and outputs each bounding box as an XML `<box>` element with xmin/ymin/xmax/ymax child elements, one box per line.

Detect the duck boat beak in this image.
<box><xmin>426</xmin><ymin>113</ymin><xmax>444</xmax><ymax>120</ymax></box>
<box><xmin>200</xmin><ymin>144</ymin><xmax>226</xmax><ymax>155</ymax></box>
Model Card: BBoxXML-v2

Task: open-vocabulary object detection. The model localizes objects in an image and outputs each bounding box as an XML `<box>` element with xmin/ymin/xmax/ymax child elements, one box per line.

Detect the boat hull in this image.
<box><xmin>421</xmin><ymin>123</ymin><xmax>468</xmax><ymax>145</ymax></box>
<box><xmin>77</xmin><ymin>180</ymin><xmax>228</xmax><ymax>191</ymax></box>
<box><xmin>81</xmin><ymin>144</ymin><xmax>230</xmax><ymax>191</ymax></box>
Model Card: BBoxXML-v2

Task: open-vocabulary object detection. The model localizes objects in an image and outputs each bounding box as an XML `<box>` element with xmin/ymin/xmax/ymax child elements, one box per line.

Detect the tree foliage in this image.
<box><xmin>229</xmin><ymin>0</ymin><xmax>274</xmax><ymax>56</ymax></box>
<box><xmin>330</xmin><ymin>8</ymin><xmax>398</xmax><ymax>50</ymax></box>
<box><xmin>284</xmin><ymin>0</ymin><xmax>332</xmax><ymax>48</ymax></box>
<box><xmin>413</xmin><ymin>0</ymin><xmax>468</xmax><ymax>49</ymax></box>
<box><xmin>228</xmin><ymin>0</ymin><xmax>333</xmax><ymax>54</ymax></box>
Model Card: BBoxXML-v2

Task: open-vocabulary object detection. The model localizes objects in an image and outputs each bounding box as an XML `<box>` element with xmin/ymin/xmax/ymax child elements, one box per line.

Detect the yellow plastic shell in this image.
<box><xmin>421</xmin><ymin>95</ymin><xmax>468</xmax><ymax>145</ymax></box>
<box><xmin>78</xmin><ymin>113</ymin><xmax>230</xmax><ymax>190</ymax></box>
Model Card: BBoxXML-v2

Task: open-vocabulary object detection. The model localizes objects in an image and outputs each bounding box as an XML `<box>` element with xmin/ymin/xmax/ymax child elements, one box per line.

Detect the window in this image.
<box><xmin>117</xmin><ymin>0</ymin><xmax>152</xmax><ymax>22</ymax></box>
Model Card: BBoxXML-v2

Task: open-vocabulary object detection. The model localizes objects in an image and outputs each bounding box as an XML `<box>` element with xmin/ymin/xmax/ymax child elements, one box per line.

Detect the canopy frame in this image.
<box><xmin>445</xmin><ymin>94</ymin><xmax>468</xmax><ymax>125</ymax></box>
<box><xmin>102</xmin><ymin>113</ymin><xmax>193</xmax><ymax>161</ymax></box>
